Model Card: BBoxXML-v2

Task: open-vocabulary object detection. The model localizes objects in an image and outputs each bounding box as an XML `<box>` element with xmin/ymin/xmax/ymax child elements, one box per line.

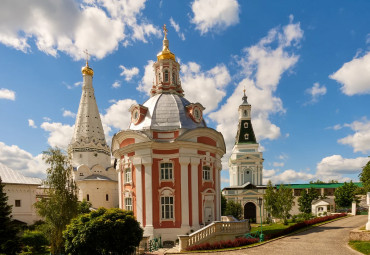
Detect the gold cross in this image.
<box><xmin>83</xmin><ymin>49</ymin><xmax>90</xmax><ymax>65</ymax></box>
<box><xmin>162</xmin><ymin>24</ymin><xmax>168</xmax><ymax>37</ymax></box>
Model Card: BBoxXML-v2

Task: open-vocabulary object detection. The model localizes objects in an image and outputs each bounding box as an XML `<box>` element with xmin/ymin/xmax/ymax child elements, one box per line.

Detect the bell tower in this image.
<box><xmin>228</xmin><ymin>90</ymin><xmax>263</xmax><ymax>186</ymax></box>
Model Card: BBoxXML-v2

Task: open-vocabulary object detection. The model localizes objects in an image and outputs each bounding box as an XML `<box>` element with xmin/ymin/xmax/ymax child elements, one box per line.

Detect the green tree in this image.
<box><xmin>264</xmin><ymin>181</ymin><xmax>294</xmax><ymax>225</ymax></box>
<box><xmin>77</xmin><ymin>199</ymin><xmax>92</xmax><ymax>214</ymax></box>
<box><xmin>263</xmin><ymin>181</ymin><xmax>278</xmax><ymax>220</ymax></box>
<box><xmin>359</xmin><ymin>160</ymin><xmax>370</xmax><ymax>192</ymax></box>
<box><xmin>63</xmin><ymin>208</ymin><xmax>143</xmax><ymax>255</ymax></box>
<box><xmin>298</xmin><ymin>188</ymin><xmax>319</xmax><ymax>214</ymax></box>
<box><xmin>224</xmin><ymin>200</ymin><xmax>243</xmax><ymax>220</ymax></box>
<box><xmin>0</xmin><ymin>177</ymin><xmax>21</xmax><ymax>255</ymax></box>
<box><xmin>334</xmin><ymin>181</ymin><xmax>358</xmax><ymax>208</ymax></box>
<box><xmin>221</xmin><ymin>193</ymin><xmax>227</xmax><ymax>216</ymax></box>
<box><xmin>277</xmin><ymin>185</ymin><xmax>294</xmax><ymax>225</ymax></box>
<box><xmin>34</xmin><ymin>148</ymin><xmax>78</xmax><ymax>254</ymax></box>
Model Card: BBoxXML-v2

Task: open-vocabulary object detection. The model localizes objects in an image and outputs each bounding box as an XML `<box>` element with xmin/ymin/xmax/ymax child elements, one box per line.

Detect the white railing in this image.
<box><xmin>178</xmin><ymin>220</ymin><xmax>250</xmax><ymax>251</ymax></box>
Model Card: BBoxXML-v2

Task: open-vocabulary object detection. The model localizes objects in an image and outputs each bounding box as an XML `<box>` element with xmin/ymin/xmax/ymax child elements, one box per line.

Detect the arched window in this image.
<box><xmin>164</xmin><ymin>70</ymin><xmax>169</xmax><ymax>82</ymax></box>
<box><xmin>244</xmin><ymin>122</ymin><xmax>248</xmax><ymax>128</ymax></box>
<box><xmin>244</xmin><ymin>110</ymin><xmax>247</xmax><ymax>116</ymax></box>
<box><xmin>244</xmin><ymin>134</ymin><xmax>249</xmax><ymax>140</ymax></box>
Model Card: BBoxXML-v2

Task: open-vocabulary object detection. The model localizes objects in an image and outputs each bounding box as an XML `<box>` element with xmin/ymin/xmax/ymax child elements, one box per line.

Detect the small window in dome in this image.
<box><xmin>244</xmin><ymin>134</ymin><xmax>249</xmax><ymax>140</ymax></box>
<box><xmin>164</xmin><ymin>70</ymin><xmax>169</xmax><ymax>82</ymax></box>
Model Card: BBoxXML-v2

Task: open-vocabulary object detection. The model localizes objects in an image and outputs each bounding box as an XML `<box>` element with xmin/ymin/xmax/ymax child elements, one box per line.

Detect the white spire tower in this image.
<box><xmin>68</xmin><ymin>52</ymin><xmax>118</xmax><ymax>208</ymax></box>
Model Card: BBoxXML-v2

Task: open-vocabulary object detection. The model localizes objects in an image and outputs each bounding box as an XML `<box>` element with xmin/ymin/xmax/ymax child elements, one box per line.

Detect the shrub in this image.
<box><xmin>21</xmin><ymin>230</ymin><xmax>49</xmax><ymax>254</ymax></box>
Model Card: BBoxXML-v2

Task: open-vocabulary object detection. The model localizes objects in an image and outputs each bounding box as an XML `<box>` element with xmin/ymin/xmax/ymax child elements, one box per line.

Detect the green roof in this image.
<box><xmin>275</xmin><ymin>182</ymin><xmax>363</xmax><ymax>189</ymax></box>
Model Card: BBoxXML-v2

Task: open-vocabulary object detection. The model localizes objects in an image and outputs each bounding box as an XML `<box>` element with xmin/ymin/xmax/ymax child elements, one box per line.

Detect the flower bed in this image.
<box><xmin>186</xmin><ymin>213</ymin><xmax>347</xmax><ymax>251</ymax></box>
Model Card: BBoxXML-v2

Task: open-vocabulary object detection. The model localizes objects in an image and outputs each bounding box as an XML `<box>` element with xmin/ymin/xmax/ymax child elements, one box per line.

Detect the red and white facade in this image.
<box><xmin>111</xmin><ymin>30</ymin><xmax>226</xmax><ymax>241</ymax></box>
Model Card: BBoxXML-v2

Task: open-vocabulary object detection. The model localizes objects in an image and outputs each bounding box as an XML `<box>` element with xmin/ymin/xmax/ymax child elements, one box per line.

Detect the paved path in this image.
<box><xmin>187</xmin><ymin>215</ymin><xmax>367</xmax><ymax>255</ymax></box>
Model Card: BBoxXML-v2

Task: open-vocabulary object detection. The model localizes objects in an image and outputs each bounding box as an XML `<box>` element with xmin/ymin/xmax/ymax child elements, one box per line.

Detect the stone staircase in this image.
<box><xmin>177</xmin><ymin>220</ymin><xmax>250</xmax><ymax>251</ymax></box>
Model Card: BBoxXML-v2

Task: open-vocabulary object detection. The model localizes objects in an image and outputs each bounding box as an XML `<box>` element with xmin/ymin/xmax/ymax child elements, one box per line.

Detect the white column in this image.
<box><xmin>143</xmin><ymin>158</ymin><xmax>154</xmax><ymax>237</ymax></box>
<box><xmin>191</xmin><ymin>158</ymin><xmax>200</xmax><ymax>229</ymax></box>
<box><xmin>215</xmin><ymin>159</ymin><xmax>222</xmax><ymax>220</ymax></box>
<box><xmin>118</xmin><ymin>168</ymin><xmax>122</xmax><ymax>209</ymax></box>
<box><xmin>179</xmin><ymin>157</ymin><xmax>190</xmax><ymax>231</ymax></box>
<box><xmin>133</xmin><ymin>158</ymin><xmax>143</xmax><ymax>226</ymax></box>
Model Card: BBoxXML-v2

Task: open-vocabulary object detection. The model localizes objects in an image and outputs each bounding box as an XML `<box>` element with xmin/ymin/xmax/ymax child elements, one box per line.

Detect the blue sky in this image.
<box><xmin>0</xmin><ymin>0</ymin><xmax>369</xmax><ymax>188</ymax></box>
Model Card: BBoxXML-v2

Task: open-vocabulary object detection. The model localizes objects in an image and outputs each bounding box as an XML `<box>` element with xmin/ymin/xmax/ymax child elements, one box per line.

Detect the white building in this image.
<box><xmin>0</xmin><ymin>162</ymin><xmax>41</xmax><ymax>224</ymax></box>
<box><xmin>222</xmin><ymin>91</ymin><xmax>266</xmax><ymax>223</ymax></box>
<box><xmin>111</xmin><ymin>27</ymin><xmax>226</xmax><ymax>242</ymax></box>
<box><xmin>68</xmin><ymin>60</ymin><xmax>118</xmax><ymax>209</ymax></box>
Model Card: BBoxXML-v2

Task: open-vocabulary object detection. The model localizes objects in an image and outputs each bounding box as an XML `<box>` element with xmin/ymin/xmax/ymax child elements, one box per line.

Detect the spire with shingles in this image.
<box><xmin>69</xmin><ymin>58</ymin><xmax>110</xmax><ymax>155</ymax></box>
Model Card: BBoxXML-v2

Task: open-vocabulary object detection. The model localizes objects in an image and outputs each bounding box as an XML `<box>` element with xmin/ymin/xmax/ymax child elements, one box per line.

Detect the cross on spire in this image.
<box><xmin>162</xmin><ymin>24</ymin><xmax>168</xmax><ymax>38</ymax></box>
<box><xmin>83</xmin><ymin>49</ymin><xmax>90</xmax><ymax>66</ymax></box>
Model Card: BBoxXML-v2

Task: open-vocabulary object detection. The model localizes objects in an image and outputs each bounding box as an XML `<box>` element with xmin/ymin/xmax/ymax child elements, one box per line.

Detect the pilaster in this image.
<box><xmin>132</xmin><ymin>157</ymin><xmax>143</xmax><ymax>226</ymax></box>
<box><xmin>143</xmin><ymin>157</ymin><xmax>153</xmax><ymax>237</ymax></box>
<box><xmin>190</xmin><ymin>157</ymin><xmax>200</xmax><ymax>229</ymax></box>
<box><xmin>179</xmin><ymin>157</ymin><xmax>190</xmax><ymax>231</ymax></box>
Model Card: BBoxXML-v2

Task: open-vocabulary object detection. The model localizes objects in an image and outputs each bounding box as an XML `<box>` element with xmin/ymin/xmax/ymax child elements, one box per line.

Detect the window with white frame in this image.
<box><xmin>203</xmin><ymin>166</ymin><xmax>211</xmax><ymax>181</ymax></box>
<box><xmin>164</xmin><ymin>70</ymin><xmax>169</xmax><ymax>82</ymax></box>
<box><xmin>244</xmin><ymin>122</ymin><xmax>248</xmax><ymax>128</ymax></box>
<box><xmin>125</xmin><ymin>197</ymin><xmax>132</xmax><ymax>211</ymax></box>
<box><xmin>244</xmin><ymin>134</ymin><xmax>249</xmax><ymax>140</ymax></box>
<box><xmin>161</xmin><ymin>196</ymin><xmax>174</xmax><ymax>220</ymax></box>
<box><xmin>125</xmin><ymin>168</ymin><xmax>132</xmax><ymax>183</ymax></box>
<box><xmin>160</xmin><ymin>162</ymin><xmax>173</xmax><ymax>180</ymax></box>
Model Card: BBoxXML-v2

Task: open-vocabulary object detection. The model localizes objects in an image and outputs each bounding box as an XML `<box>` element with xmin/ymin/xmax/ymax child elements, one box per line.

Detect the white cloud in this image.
<box><xmin>316</xmin><ymin>155</ymin><xmax>369</xmax><ymax>177</ymax></box>
<box><xmin>305</xmin><ymin>82</ymin><xmax>326</xmax><ymax>103</ymax></box>
<box><xmin>209</xmin><ymin>18</ymin><xmax>302</xmax><ymax>168</ymax></box>
<box><xmin>138</xmin><ymin>60</ymin><xmax>155</xmax><ymax>94</ymax></box>
<box><xmin>0</xmin><ymin>142</ymin><xmax>47</xmax><ymax>178</ymax></box>
<box><xmin>112</xmin><ymin>81</ymin><xmax>121</xmax><ymax>88</ymax></box>
<box><xmin>0</xmin><ymin>88</ymin><xmax>15</xmax><ymax>100</ymax></box>
<box><xmin>191</xmin><ymin>0</ymin><xmax>239</xmax><ymax>34</ymax></box>
<box><xmin>40</xmin><ymin>122</ymin><xmax>74</xmax><ymax>149</ymax></box>
<box><xmin>119</xmin><ymin>65</ymin><xmax>139</xmax><ymax>81</ymax></box>
<box><xmin>273</xmin><ymin>162</ymin><xmax>284</xmax><ymax>167</ymax></box>
<box><xmin>181</xmin><ymin>62</ymin><xmax>231</xmax><ymax>113</ymax></box>
<box><xmin>170</xmin><ymin>17</ymin><xmax>185</xmax><ymax>40</ymax></box>
<box><xmin>338</xmin><ymin>118</ymin><xmax>370</xmax><ymax>153</ymax></box>
<box><xmin>267</xmin><ymin>169</ymin><xmax>314</xmax><ymax>184</ymax></box>
<box><xmin>101</xmin><ymin>99</ymin><xmax>137</xmax><ymax>130</ymax></box>
<box><xmin>330</xmin><ymin>52</ymin><xmax>370</xmax><ymax>95</ymax></box>
<box><xmin>221</xmin><ymin>176</ymin><xmax>229</xmax><ymax>184</ymax></box>
<box><xmin>0</xmin><ymin>0</ymin><xmax>161</xmax><ymax>59</ymax></box>
<box><xmin>28</xmin><ymin>119</ymin><xmax>37</xmax><ymax>128</ymax></box>
<box><xmin>62</xmin><ymin>110</ymin><xmax>76</xmax><ymax>118</ymax></box>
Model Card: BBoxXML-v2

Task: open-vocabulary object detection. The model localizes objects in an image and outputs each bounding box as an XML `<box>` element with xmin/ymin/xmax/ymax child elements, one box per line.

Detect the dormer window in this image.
<box><xmin>244</xmin><ymin>122</ymin><xmax>248</xmax><ymax>128</ymax></box>
<box><xmin>164</xmin><ymin>70</ymin><xmax>169</xmax><ymax>82</ymax></box>
<box><xmin>244</xmin><ymin>134</ymin><xmax>249</xmax><ymax>140</ymax></box>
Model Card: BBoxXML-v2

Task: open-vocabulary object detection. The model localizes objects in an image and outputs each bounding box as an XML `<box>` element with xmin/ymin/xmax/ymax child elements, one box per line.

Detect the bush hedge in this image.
<box><xmin>186</xmin><ymin>213</ymin><xmax>347</xmax><ymax>251</ymax></box>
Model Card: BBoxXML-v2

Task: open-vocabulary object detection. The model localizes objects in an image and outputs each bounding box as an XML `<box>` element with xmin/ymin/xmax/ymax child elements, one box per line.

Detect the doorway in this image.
<box><xmin>244</xmin><ymin>202</ymin><xmax>256</xmax><ymax>222</ymax></box>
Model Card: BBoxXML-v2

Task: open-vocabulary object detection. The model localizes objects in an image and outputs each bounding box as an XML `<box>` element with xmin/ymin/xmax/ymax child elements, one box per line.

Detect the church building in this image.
<box><xmin>222</xmin><ymin>91</ymin><xmax>266</xmax><ymax>223</ymax></box>
<box><xmin>68</xmin><ymin>60</ymin><xmax>118</xmax><ymax>209</ymax></box>
<box><xmin>111</xmin><ymin>26</ymin><xmax>226</xmax><ymax>241</ymax></box>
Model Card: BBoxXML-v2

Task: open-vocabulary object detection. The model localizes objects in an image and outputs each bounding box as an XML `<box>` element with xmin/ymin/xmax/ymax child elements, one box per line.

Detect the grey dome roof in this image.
<box><xmin>129</xmin><ymin>94</ymin><xmax>206</xmax><ymax>131</ymax></box>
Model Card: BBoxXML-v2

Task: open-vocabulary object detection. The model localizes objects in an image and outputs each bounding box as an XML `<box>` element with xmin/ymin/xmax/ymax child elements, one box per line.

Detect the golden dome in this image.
<box><xmin>157</xmin><ymin>24</ymin><xmax>176</xmax><ymax>61</ymax></box>
<box><xmin>81</xmin><ymin>61</ymin><xmax>94</xmax><ymax>76</ymax></box>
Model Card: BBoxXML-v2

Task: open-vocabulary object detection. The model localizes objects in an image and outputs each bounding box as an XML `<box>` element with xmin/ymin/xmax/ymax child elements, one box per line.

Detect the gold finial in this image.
<box><xmin>157</xmin><ymin>24</ymin><xmax>175</xmax><ymax>61</ymax></box>
<box><xmin>81</xmin><ymin>49</ymin><xmax>94</xmax><ymax>76</ymax></box>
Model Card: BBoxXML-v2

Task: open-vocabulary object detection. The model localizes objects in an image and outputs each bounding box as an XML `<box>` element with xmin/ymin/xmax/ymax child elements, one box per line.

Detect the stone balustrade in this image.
<box><xmin>178</xmin><ymin>220</ymin><xmax>250</xmax><ymax>251</ymax></box>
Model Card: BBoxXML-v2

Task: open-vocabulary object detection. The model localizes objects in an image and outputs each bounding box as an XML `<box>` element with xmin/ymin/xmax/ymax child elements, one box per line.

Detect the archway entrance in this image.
<box><xmin>244</xmin><ymin>202</ymin><xmax>256</xmax><ymax>221</ymax></box>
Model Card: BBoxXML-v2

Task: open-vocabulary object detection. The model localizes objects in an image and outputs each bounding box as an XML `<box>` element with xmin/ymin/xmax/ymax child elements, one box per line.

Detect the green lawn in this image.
<box><xmin>250</xmin><ymin>223</ymin><xmax>295</xmax><ymax>236</ymax></box>
<box><xmin>349</xmin><ymin>241</ymin><xmax>370</xmax><ymax>255</ymax></box>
